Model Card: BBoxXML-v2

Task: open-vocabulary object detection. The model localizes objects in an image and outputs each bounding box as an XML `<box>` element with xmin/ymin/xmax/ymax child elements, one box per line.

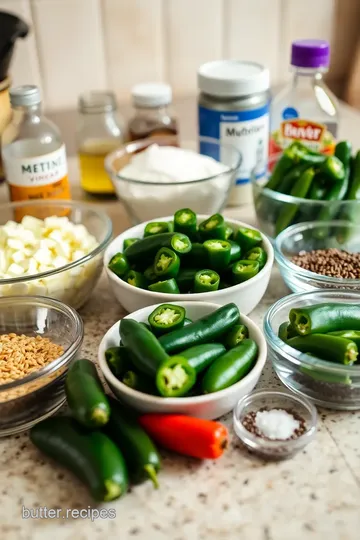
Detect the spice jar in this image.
<box><xmin>128</xmin><ymin>83</ymin><xmax>178</xmax><ymax>142</ymax></box>
<box><xmin>77</xmin><ymin>91</ymin><xmax>124</xmax><ymax>198</ymax></box>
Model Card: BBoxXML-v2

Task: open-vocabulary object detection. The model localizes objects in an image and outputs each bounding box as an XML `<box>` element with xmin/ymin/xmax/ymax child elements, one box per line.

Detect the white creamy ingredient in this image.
<box><xmin>0</xmin><ymin>215</ymin><xmax>100</xmax><ymax>306</ymax></box>
<box><xmin>116</xmin><ymin>144</ymin><xmax>230</xmax><ymax>221</ymax></box>
<box><xmin>255</xmin><ymin>409</ymin><xmax>300</xmax><ymax>440</ymax></box>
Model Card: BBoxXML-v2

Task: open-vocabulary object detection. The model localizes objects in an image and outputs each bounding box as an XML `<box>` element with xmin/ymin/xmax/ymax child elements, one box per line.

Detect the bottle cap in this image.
<box><xmin>10</xmin><ymin>85</ymin><xmax>41</xmax><ymax>107</ymax></box>
<box><xmin>198</xmin><ymin>60</ymin><xmax>270</xmax><ymax>97</ymax></box>
<box><xmin>291</xmin><ymin>40</ymin><xmax>330</xmax><ymax>68</ymax></box>
<box><xmin>78</xmin><ymin>91</ymin><xmax>117</xmax><ymax>113</ymax></box>
<box><xmin>131</xmin><ymin>83</ymin><xmax>172</xmax><ymax>108</ymax></box>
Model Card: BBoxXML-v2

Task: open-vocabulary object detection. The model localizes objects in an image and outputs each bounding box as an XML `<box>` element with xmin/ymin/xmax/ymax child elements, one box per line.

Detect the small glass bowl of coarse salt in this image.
<box><xmin>233</xmin><ymin>389</ymin><xmax>317</xmax><ymax>459</ymax></box>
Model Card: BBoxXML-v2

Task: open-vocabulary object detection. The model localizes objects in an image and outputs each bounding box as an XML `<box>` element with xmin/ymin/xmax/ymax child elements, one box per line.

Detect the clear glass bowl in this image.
<box><xmin>105</xmin><ymin>136</ymin><xmax>241</xmax><ymax>224</ymax></box>
<box><xmin>233</xmin><ymin>389</ymin><xmax>317</xmax><ymax>459</ymax></box>
<box><xmin>252</xmin><ymin>155</ymin><xmax>360</xmax><ymax>240</ymax></box>
<box><xmin>275</xmin><ymin>220</ymin><xmax>360</xmax><ymax>293</ymax></box>
<box><xmin>264</xmin><ymin>290</ymin><xmax>360</xmax><ymax>410</ymax></box>
<box><xmin>0</xmin><ymin>200</ymin><xmax>112</xmax><ymax>309</ymax></box>
<box><xmin>0</xmin><ymin>296</ymin><xmax>83</xmax><ymax>436</ymax></box>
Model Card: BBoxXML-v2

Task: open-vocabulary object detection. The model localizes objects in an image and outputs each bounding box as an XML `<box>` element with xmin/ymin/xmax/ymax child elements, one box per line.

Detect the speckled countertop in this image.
<box><xmin>1</xmin><ymin>101</ymin><xmax>360</xmax><ymax>540</ymax></box>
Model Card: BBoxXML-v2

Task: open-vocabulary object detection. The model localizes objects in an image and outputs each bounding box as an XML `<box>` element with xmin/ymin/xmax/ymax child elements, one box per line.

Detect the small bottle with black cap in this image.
<box><xmin>1</xmin><ymin>84</ymin><xmax>71</xmax><ymax>209</ymax></box>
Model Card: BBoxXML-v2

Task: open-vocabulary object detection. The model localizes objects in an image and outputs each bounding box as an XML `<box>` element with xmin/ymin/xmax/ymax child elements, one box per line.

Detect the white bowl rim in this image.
<box><xmin>104</xmin><ymin>215</ymin><xmax>274</xmax><ymax>300</ymax></box>
<box><xmin>98</xmin><ymin>300</ymin><xmax>267</xmax><ymax>405</ymax></box>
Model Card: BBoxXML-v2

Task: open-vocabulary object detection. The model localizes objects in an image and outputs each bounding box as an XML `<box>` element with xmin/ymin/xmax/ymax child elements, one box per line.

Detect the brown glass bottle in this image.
<box><xmin>128</xmin><ymin>83</ymin><xmax>178</xmax><ymax>142</ymax></box>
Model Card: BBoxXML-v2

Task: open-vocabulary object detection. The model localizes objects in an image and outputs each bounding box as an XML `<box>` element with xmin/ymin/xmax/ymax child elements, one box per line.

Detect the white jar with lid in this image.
<box><xmin>198</xmin><ymin>60</ymin><xmax>270</xmax><ymax>206</ymax></box>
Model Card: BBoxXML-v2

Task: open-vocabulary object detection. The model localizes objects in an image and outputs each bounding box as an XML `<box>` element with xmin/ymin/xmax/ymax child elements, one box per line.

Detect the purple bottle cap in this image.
<box><xmin>291</xmin><ymin>39</ymin><xmax>330</xmax><ymax>68</ymax></box>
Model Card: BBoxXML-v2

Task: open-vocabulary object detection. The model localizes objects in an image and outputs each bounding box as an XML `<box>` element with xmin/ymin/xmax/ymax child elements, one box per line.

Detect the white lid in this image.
<box><xmin>10</xmin><ymin>85</ymin><xmax>41</xmax><ymax>107</ymax></box>
<box><xmin>131</xmin><ymin>82</ymin><xmax>172</xmax><ymax>108</ymax></box>
<box><xmin>198</xmin><ymin>60</ymin><xmax>269</xmax><ymax>97</ymax></box>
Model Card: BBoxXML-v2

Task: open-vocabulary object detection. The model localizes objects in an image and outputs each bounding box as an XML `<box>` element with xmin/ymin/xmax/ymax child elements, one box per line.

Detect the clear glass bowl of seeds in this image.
<box><xmin>264</xmin><ymin>290</ymin><xmax>360</xmax><ymax>410</ymax></box>
<box><xmin>274</xmin><ymin>220</ymin><xmax>360</xmax><ymax>293</ymax></box>
<box><xmin>233</xmin><ymin>389</ymin><xmax>317</xmax><ymax>459</ymax></box>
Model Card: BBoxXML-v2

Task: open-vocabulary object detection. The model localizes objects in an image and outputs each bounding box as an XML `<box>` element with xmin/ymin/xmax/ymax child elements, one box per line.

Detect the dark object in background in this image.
<box><xmin>0</xmin><ymin>11</ymin><xmax>29</xmax><ymax>81</ymax></box>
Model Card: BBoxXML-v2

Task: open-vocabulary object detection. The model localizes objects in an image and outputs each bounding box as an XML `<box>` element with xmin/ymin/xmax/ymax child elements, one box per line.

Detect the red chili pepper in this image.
<box><xmin>138</xmin><ymin>414</ymin><xmax>229</xmax><ymax>459</ymax></box>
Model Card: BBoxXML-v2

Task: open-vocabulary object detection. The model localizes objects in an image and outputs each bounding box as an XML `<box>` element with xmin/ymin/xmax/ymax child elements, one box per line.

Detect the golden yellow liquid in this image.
<box><xmin>79</xmin><ymin>140</ymin><xmax>120</xmax><ymax>195</ymax></box>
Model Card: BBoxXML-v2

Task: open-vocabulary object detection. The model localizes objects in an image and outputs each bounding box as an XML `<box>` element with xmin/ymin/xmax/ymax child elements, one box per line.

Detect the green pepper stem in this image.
<box><xmin>144</xmin><ymin>464</ymin><xmax>159</xmax><ymax>489</ymax></box>
<box><xmin>91</xmin><ymin>407</ymin><xmax>110</xmax><ymax>426</ymax></box>
<box><xmin>103</xmin><ymin>480</ymin><xmax>123</xmax><ymax>501</ymax></box>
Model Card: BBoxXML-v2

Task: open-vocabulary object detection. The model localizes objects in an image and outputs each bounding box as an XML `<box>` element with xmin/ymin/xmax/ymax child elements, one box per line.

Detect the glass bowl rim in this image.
<box><xmin>104</xmin><ymin>136</ymin><xmax>242</xmax><ymax>186</ymax></box>
<box><xmin>264</xmin><ymin>290</ymin><xmax>360</xmax><ymax>375</ymax></box>
<box><xmin>0</xmin><ymin>295</ymin><xmax>84</xmax><ymax>392</ymax></box>
<box><xmin>0</xmin><ymin>200</ymin><xmax>113</xmax><ymax>285</ymax></box>
<box><xmin>275</xmin><ymin>220</ymin><xmax>360</xmax><ymax>285</ymax></box>
<box><xmin>233</xmin><ymin>389</ymin><xmax>317</xmax><ymax>451</ymax></box>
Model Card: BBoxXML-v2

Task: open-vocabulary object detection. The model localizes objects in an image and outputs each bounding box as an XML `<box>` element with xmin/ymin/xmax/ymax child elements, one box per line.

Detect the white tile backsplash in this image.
<box><xmin>0</xmin><ymin>0</ymin><xmax>355</xmax><ymax>111</ymax></box>
<box><xmin>32</xmin><ymin>0</ymin><xmax>107</xmax><ymax>110</ymax></box>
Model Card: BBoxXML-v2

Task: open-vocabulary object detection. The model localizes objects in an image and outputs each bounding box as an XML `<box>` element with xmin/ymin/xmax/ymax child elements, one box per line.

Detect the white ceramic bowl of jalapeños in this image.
<box><xmin>103</xmin><ymin>215</ymin><xmax>274</xmax><ymax>315</ymax></box>
<box><xmin>98</xmin><ymin>301</ymin><xmax>267</xmax><ymax>420</ymax></box>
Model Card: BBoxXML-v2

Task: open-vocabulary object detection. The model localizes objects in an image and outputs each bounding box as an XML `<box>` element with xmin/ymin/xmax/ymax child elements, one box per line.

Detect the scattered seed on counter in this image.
<box><xmin>291</xmin><ymin>248</ymin><xmax>360</xmax><ymax>279</ymax></box>
<box><xmin>242</xmin><ymin>408</ymin><xmax>306</xmax><ymax>441</ymax></box>
<box><xmin>0</xmin><ymin>333</ymin><xmax>64</xmax><ymax>384</ymax></box>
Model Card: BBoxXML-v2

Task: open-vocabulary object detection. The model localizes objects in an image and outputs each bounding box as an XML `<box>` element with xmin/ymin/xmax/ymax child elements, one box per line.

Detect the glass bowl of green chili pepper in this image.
<box><xmin>275</xmin><ymin>220</ymin><xmax>360</xmax><ymax>293</ymax></box>
<box><xmin>264</xmin><ymin>290</ymin><xmax>360</xmax><ymax>410</ymax></box>
<box><xmin>104</xmin><ymin>213</ymin><xmax>274</xmax><ymax>315</ymax></box>
<box><xmin>98</xmin><ymin>301</ymin><xmax>267</xmax><ymax>420</ymax></box>
<box><xmin>252</xmin><ymin>141</ymin><xmax>360</xmax><ymax>240</ymax></box>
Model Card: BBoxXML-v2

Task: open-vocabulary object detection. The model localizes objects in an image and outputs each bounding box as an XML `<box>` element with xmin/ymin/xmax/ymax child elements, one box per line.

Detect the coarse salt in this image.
<box><xmin>255</xmin><ymin>409</ymin><xmax>300</xmax><ymax>440</ymax></box>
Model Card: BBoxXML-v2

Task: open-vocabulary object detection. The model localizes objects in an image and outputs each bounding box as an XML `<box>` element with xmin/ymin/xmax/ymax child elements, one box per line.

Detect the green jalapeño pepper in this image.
<box><xmin>125</xmin><ymin>232</ymin><xmax>191</xmax><ymax>263</ymax></box>
<box><xmin>225</xmin><ymin>224</ymin><xmax>234</xmax><ymax>240</ymax></box>
<box><xmin>122</xmin><ymin>370</ymin><xmax>157</xmax><ymax>394</ymax></box>
<box><xmin>144</xmin><ymin>265</ymin><xmax>157</xmax><ymax>283</ymax></box>
<box><xmin>123</xmin><ymin>237</ymin><xmax>139</xmax><ymax>251</ymax></box>
<box><xmin>159</xmin><ymin>303</ymin><xmax>240</xmax><ymax>354</ymax></box>
<box><xmin>275</xmin><ymin>167</ymin><xmax>316</xmax><ymax>235</ymax></box>
<box><xmin>125</xmin><ymin>270</ymin><xmax>147</xmax><ymax>289</ymax></box>
<box><xmin>174</xmin><ymin>208</ymin><xmax>197</xmax><ymax>236</ymax></box>
<box><xmin>232</xmin><ymin>260</ymin><xmax>260</xmax><ymax>284</ymax></box>
<box><xmin>244</xmin><ymin>246</ymin><xmax>267</xmax><ymax>270</ymax></box>
<box><xmin>228</xmin><ymin>240</ymin><xmax>241</xmax><ymax>263</ymax></box>
<box><xmin>194</xmin><ymin>269</ymin><xmax>220</xmax><ymax>293</ymax></box>
<box><xmin>235</xmin><ymin>227</ymin><xmax>262</xmax><ymax>252</ymax></box>
<box><xmin>148</xmin><ymin>279</ymin><xmax>180</xmax><ymax>294</ymax></box>
<box><xmin>120</xmin><ymin>319</ymin><xmax>169</xmax><ymax>376</ymax></box>
<box><xmin>148</xmin><ymin>304</ymin><xmax>186</xmax><ymax>335</ymax></box>
<box><xmin>328</xmin><ymin>330</ymin><xmax>360</xmax><ymax>348</ymax></box>
<box><xmin>265</xmin><ymin>146</ymin><xmax>297</xmax><ymax>191</ymax></box>
<box><xmin>176</xmin><ymin>268</ymin><xmax>197</xmax><ymax>293</ymax></box>
<box><xmin>289</xmin><ymin>303</ymin><xmax>360</xmax><ymax>336</ymax></box>
<box><xmin>308</xmin><ymin>174</ymin><xmax>328</xmax><ymax>200</ymax></box>
<box><xmin>276</xmin><ymin>163</ymin><xmax>311</xmax><ymax>195</ymax></box>
<box><xmin>223</xmin><ymin>324</ymin><xmax>249</xmax><ymax>349</ymax></box>
<box><xmin>287</xmin><ymin>334</ymin><xmax>358</xmax><ymax>365</ymax></box>
<box><xmin>156</xmin><ymin>356</ymin><xmax>196</xmax><ymax>397</ymax></box>
<box><xmin>203</xmin><ymin>239</ymin><xmax>231</xmax><ymax>270</ymax></box>
<box><xmin>144</xmin><ymin>221</ymin><xmax>170</xmax><ymax>237</ymax></box>
<box><xmin>198</xmin><ymin>214</ymin><xmax>226</xmax><ymax>241</ymax></box>
<box><xmin>202</xmin><ymin>339</ymin><xmax>258</xmax><ymax>393</ymax></box>
<box><xmin>180</xmin><ymin>343</ymin><xmax>226</xmax><ymax>374</ymax></box>
<box><xmin>108</xmin><ymin>252</ymin><xmax>130</xmax><ymax>278</ymax></box>
<box><xmin>278</xmin><ymin>322</ymin><xmax>296</xmax><ymax>342</ymax></box>
<box><xmin>319</xmin><ymin>155</ymin><xmax>345</xmax><ymax>182</ymax></box>
<box><xmin>105</xmin><ymin>346</ymin><xmax>132</xmax><ymax>378</ymax></box>
<box><xmin>183</xmin><ymin>243</ymin><xmax>206</xmax><ymax>268</ymax></box>
<box><xmin>347</xmin><ymin>150</ymin><xmax>360</xmax><ymax>200</ymax></box>
<box><xmin>154</xmin><ymin>247</ymin><xmax>180</xmax><ymax>279</ymax></box>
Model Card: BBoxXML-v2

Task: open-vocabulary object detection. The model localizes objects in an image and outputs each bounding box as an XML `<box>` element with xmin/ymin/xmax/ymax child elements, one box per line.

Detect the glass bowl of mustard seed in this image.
<box><xmin>233</xmin><ymin>389</ymin><xmax>317</xmax><ymax>459</ymax></box>
<box><xmin>0</xmin><ymin>295</ymin><xmax>83</xmax><ymax>436</ymax></box>
<box><xmin>275</xmin><ymin>220</ymin><xmax>360</xmax><ymax>293</ymax></box>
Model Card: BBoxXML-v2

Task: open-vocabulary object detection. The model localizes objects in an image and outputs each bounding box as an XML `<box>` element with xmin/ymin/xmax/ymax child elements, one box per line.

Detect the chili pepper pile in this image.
<box><xmin>265</xmin><ymin>140</ymin><xmax>359</xmax><ymax>235</ymax></box>
<box><xmin>278</xmin><ymin>303</ymin><xmax>360</xmax><ymax>367</ymax></box>
<box><xmin>106</xmin><ymin>303</ymin><xmax>259</xmax><ymax>398</ymax></box>
<box><xmin>108</xmin><ymin>209</ymin><xmax>267</xmax><ymax>293</ymax></box>
<box><xmin>29</xmin><ymin>358</ymin><xmax>229</xmax><ymax>502</ymax></box>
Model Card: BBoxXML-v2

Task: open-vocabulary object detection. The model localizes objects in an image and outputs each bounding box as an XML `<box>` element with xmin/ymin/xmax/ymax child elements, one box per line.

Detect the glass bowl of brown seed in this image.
<box><xmin>233</xmin><ymin>389</ymin><xmax>317</xmax><ymax>459</ymax></box>
<box><xmin>0</xmin><ymin>295</ymin><xmax>83</xmax><ymax>436</ymax></box>
<box><xmin>275</xmin><ymin>220</ymin><xmax>360</xmax><ymax>293</ymax></box>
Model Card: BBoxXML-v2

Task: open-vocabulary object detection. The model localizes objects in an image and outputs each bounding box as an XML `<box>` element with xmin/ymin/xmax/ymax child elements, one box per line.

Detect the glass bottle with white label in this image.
<box><xmin>1</xmin><ymin>85</ymin><xmax>71</xmax><ymax>210</ymax></box>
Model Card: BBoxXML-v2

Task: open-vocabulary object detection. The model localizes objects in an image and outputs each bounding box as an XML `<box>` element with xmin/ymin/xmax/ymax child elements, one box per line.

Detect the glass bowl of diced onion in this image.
<box><xmin>0</xmin><ymin>200</ymin><xmax>112</xmax><ymax>309</ymax></box>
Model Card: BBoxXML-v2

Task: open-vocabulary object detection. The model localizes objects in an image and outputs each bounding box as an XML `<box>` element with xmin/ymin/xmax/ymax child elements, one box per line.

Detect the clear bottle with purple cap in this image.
<box><xmin>270</xmin><ymin>39</ymin><xmax>339</xmax><ymax>159</ymax></box>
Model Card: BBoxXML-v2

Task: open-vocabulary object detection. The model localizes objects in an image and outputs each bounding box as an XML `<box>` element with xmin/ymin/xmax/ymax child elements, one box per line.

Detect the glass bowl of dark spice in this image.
<box><xmin>233</xmin><ymin>389</ymin><xmax>317</xmax><ymax>459</ymax></box>
<box><xmin>264</xmin><ymin>290</ymin><xmax>360</xmax><ymax>410</ymax></box>
<box><xmin>275</xmin><ymin>220</ymin><xmax>360</xmax><ymax>293</ymax></box>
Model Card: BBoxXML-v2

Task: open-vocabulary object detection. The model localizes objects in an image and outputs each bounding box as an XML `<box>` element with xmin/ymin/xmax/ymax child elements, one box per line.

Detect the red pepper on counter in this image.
<box><xmin>138</xmin><ymin>414</ymin><xmax>229</xmax><ymax>459</ymax></box>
